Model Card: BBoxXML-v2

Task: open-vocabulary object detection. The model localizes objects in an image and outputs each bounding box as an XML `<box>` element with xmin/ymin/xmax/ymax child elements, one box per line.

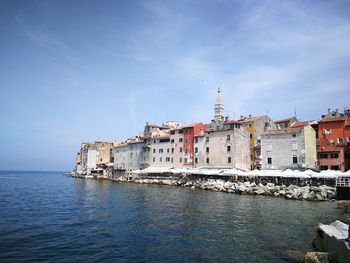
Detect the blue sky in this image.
<box><xmin>0</xmin><ymin>0</ymin><xmax>349</xmax><ymax>171</ymax></box>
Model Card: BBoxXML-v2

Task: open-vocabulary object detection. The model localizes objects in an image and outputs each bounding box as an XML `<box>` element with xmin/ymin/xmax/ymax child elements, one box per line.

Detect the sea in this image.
<box><xmin>0</xmin><ymin>171</ymin><xmax>345</xmax><ymax>262</ymax></box>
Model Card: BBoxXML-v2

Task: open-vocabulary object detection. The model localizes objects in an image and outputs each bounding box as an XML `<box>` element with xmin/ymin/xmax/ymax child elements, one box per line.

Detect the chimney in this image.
<box><xmin>328</xmin><ymin>108</ymin><xmax>331</xmax><ymax>114</ymax></box>
<box><xmin>249</xmin><ymin>114</ymin><xmax>252</xmax><ymax>118</ymax></box>
<box><xmin>240</xmin><ymin>115</ymin><xmax>243</xmax><ymax>119</ymax></box>
<box><xmin>336</xmin><ymin>109</ymin><xmax>338</xmax><ymax>113</ymax></box>
<box><xmin>225</xmin><ymin>116</ymin><xmax>229</xmax><ymax>121</ymax></box>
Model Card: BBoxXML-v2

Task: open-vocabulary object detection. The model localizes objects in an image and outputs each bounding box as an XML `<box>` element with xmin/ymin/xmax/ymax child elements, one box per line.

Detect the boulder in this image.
<box><xmin>238</xmin><ymin>184</ymin><xmax>246</xmax><ymax>192</ymax></box>
<box><xmin>292</xmin><ymin>190</ymin><xmax>301</xmax><ymax>199</ymax></box>
<box><xmin>285</xmin><ymin>194</ymin><xmax>292</xmax><ymax>199</ymax></box>
<box><xmin>255</xmin><ymin>189</ymin><xmax>265</xmax><ymax>195</ymax></box>
<box><xmin>316</xmin><ymin>193</ymin><xmax>324</xmax><ymax>201</ymax></box>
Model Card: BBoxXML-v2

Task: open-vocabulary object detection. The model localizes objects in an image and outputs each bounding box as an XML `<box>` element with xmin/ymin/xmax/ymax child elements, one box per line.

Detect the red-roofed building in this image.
<box><xmin>317</xmin><ymin>112</ymin><xmax>350</xmax><ymax>172</ymax></box>
<box><xmin>182</xmin><ymin>123</ymin><xmax>207</xmax><ymax>166</ymax></box>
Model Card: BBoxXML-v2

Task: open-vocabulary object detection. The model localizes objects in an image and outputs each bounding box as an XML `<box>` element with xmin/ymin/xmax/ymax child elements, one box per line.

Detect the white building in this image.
<box><xmin>261</xmin><ymin>124</ymin><xmax>317</xmax><ymax>170</ymax></box>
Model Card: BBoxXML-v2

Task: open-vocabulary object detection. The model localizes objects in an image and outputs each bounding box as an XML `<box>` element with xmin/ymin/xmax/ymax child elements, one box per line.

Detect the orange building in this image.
<box><xmin>317</xmin><ymin>111</ymin><xmax>350</xmax><ymax>172</ymax></box>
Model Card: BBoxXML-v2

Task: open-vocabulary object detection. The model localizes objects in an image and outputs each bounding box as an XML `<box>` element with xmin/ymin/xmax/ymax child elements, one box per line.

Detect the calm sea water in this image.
<box><xmin>0</xmin><ymin>171</ymin><xmax>344</xmax><ymax>262</ymax></box>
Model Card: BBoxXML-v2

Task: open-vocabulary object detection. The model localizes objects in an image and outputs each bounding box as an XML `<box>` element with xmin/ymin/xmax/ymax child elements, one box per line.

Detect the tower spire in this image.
<box><xmin>214</xmin><ymin>87</ymin><xmax>224</xmax><ymax>123</ymax></box>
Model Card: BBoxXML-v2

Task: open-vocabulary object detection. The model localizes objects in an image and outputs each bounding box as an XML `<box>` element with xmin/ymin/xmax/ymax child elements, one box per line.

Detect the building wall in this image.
<box><xmin>113</xmin><ymin>142</ymin><xmax>146</xmax><ymax>171</ymax></box>
<box><xmin>148</xmin><ymin>137</ymin><xmax>173</xmax><ymax>167</ymax></box>
<box><xmin>317</xmin><ymin>118</ymin><xmax>350</xmax><ymax>171</ymax></box>
<box><xmin>170</xmin><ymin>129</ymin><xmax>184</xmax><ymax>168</ymax></box>
<box><xmin>261</xmin><ymin>130</ymin><xmax>306</xmax><ymax>170</ymax></box>
<box><xmin>193</xmin><ymin>128</ymin><xmax>250</xmax><ymax>170</ymax></box>
<box><xmin>94</xmin><ymin>142</ymin><xmax>112</xmax><ymax>165</ymax></box>
<box><xmin>183</xmin><ymin>127</ymin><xmax>194</xmax><ymax>166</ymax></box>
<box><xmin>243</xmin><ymin>116</ymin><xmax>276</xmax><ymax>169</ymax></box>
<box><xmin>304</xmin><ymin>125</ymin><xmax>317</xmax><ymax>168</ymax></box>
<box><xmin>87</xmin><ymin>149</ymin><xmax>97</xmax><ymax>170</ymax></box>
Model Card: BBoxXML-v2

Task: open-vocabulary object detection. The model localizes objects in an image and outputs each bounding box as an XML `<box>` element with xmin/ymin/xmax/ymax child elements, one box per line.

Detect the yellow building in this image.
<box><xmin>238</xmin><ymin>115</ymin><xmax>276</xmax><ymax>169</ymax></box>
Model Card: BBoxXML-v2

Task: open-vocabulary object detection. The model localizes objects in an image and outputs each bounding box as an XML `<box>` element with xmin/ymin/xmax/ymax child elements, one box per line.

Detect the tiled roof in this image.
<box><xmin>290</xmin><ymin>121</ymin><xmax>309</xmax><ymax>128</ymax></box>
<box><xmin>262</xmin><ymin>127</ymin><xmax>303</xmax><ymax>136</ymax></box>
<box><xmin>319</xmin><ymin>117</ymin><xmax>347</xmax><ymax>123</ymax></box>
<box><xmin>237</xmin><ymin>115</ymin><xmax>265</xmax><ymax>122</ymax></box>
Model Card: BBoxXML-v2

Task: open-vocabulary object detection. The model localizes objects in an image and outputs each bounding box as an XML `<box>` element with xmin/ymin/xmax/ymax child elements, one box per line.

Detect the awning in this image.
<box><xmin>134</xmin><ymin>166</ymin><xmax>174</xmax><ymax>175</ymax></box>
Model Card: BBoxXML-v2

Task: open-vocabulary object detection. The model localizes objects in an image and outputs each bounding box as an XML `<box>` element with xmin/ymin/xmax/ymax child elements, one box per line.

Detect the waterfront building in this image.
<box><xmin>317</xmin><ymin>109</ymin><xmax>350</xmax><ymax>172</ymax></box>
<box><xmin>181</xmin><ymin>123</ymin><xmax>207</xmax><ymax>166</ymax></box>
<box><xmin>169</xmin><ymin>126</ymin><xmax>185</xmax><ymax>168</ymax></box>
<box><xmin>113</xmin><ymin>137</ymin><xmax>146</xmax><ymax>177</ymax></box>
<box><xmin>79</xmin><ymin>141</ymin><xmax>113</xmax><ymax>174</ymax></box>
<box><xmin>261</xmin><ymin>124</ymin><xmax>317</xmax><ymax>170</ymax></box>
<box><xmin>193</xmin><ymin>120</ymin><xmax>250</xmax><ymax>170</ymax></box>
<box><xmin>237</xmin><ymin>115</ymin><xmax>276</xmax><ymax>169</ymax></box>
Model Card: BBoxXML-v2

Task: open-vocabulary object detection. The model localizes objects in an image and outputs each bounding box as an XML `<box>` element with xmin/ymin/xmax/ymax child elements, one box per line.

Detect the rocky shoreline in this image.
<box><xmin>93</xmin><ymin>175</ymin><xmax>337</xmax><ymax>201</ymax></box>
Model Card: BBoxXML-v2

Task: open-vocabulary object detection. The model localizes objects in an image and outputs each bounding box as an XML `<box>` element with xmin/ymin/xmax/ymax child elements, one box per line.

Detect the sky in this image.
<box><xmin>0</xmin><ymin>0</ymin><xmax>350</xmax><ymax>171</ymax></box>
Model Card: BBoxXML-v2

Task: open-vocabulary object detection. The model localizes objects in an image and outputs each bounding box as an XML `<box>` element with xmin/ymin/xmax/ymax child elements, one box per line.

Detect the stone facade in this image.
<box><xmin>193</xmin><ymin>122</ymin><xmax>250</xmax><ymax>170</ymax></box>
<box><xmin>261</xmin><ymin>125</ymin><xmax>317</xmax><ymax>170</ymax></box>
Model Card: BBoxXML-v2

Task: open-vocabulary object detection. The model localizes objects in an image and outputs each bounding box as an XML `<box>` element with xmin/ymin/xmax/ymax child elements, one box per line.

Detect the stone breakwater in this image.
<box><xmin>106</xmin><ymin>176</ymin><xmax>336</xmax><ymax>201</ymax></box>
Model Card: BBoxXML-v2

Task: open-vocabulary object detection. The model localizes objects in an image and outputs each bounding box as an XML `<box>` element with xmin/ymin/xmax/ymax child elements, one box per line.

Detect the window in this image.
<box><xmin>100</xmin><ymin>158</ymin><xmax>103</xmax><ymax>162</ymax></box>
<box><xmin>227</xmin><ymin>135</ymin><xmax>231</xmax><ymax>141</ymax></box>
<box><xmin>180</xmin><ymin>147</ymin><xmax>183</xmax><ymax>153</ymax></box>
<box><xmin>195</xmin><ymin>138</ymin><xmax>198</xmax><ymax>143</ymax></box>
<box><xmin>206</xmin><ymin>158</ymin><xmax>209</xmax><ymax>164</ymax></box>
<box><xmin>320</xmin><ymin>153</ymin><xmax>328</xmax><ymax>159</ymax></box>
<box><xmin>331</xmin><ymin>165</ymin><xmax>339</xmax><ymax>171</ymax></box>
<box><xmin>320</xmin><ymin>165</ymin><xmax>328</xmax><ymax>170</ymax></box>
<box><xmin>257</xmin><ymin>139</ymin><xmax>261</xmax><ymax>144</ymax></box>
<box><xmin>179</xmin><ymin>130</ymin><xmax>183</xmax><ymax>134</ymax></box>
<box><xmin>227</xmin><ymin>146</ymin><xmax>231</xmax><ymax>152</ymax></box>
<box><xmin>171</xmin><ymin>148</ymin><xmax>174</xmax><ymax>153</ymax></box>
<box><xmin>330</xmin><ymin>153</ymin><xmax>339</xmax><ymax>159</ymax></box>
<box><xmin>195</xmin><ymin>158</ymin><xmax>198</xmax><ymax>164</ymax></box>
<box><xmin>185</xmin><ymin>138</ymin><xmax>188</xmax><ymax>144</ymax></box>
<box><xmin>324</xmin><ymin>129</ymin><xmax>332</xmax><ymax>135</ymax></box>
<box><xmin>228</xmin><ymin>157</ymin><xmax>232</xmax><ymax>163</ymax></box>
<box><xmin>159</xmin><ymin>149</ymin><xmax>163</xmax><ymax>153</ymax></box>
<box><xmin>170</xmin><ymin>139</ymin><xmax>174</xmax><ymax>143</ymax></box>
<box><xmin>292</xmin><ymin>134</ymin><xmax>296</xmax><ymax>138</ymax></box>
<box><xmin>248</xmin><ymin>123</ymin><xmax>252</xmax><ymax>128</ymax></box>
<box><xmin>180</xmin><ymin>157</ymin><xmax>182</xmax><ymax>163</ymax></box>
<box><xmin>329</xmin><ymin>140</ymin><xmax>335</xmax><ymax>145</ymax></box>
<box><xmin>171</xmin><ymin>158</ymin><xmax>173</xmax><ymax>163</ymax></box>
<box><xmin>153</xmin><ymin>157</ymin><xmax>155</xmax><ymax>162</ymax></box>
<box><xmin>179</xmin><ymin>138</ymin><xmax>183</xmax><ymax>143</ymax></box>
<box><xmin>346</xmin><ymin>152</ymin><xmax>350</xmax><ymax>160</ymax></box>
<box><xmin>195</xmin><ymin>147</ymin><xmax>198</xmax><ymax>153</ymax></box>
<box><xmin>256</xmin><ymin>150</ymin><xmax>261</xmax><ymax>157</ymax></box>
<box><xmin>338</xmin><ymin>138</ymin><xmax>344</xmax><ymax>144</ymax></box>
<box><xmin>184</xmin><ymin>158</ymin><xmax>188</xmax><ymax>163</ymax></box>
<box><xmin>267</xmin><ymin>157</ymin><xmax>272</xmax><ymax>164</ymax></box>
<box><xmin>249</xmin><ymin>133</ymin><xmax>253</xmax><ymax>139</ymax></box>
<box><xmin>185</xmin><ymin>128</ymin><xmax>189</xmax><ymax>134</ymax></box>
<box><xmin>154</xmin><ymin>140</ymin><xmax>156</xmax><ymax>143</ymax></box>
<box><xmin>167</xmin><ymin>148</ymin><xmax>170</xmax><ymax>153</ymax></box>
<box><xmin>185</xmin><ymin>149</ymin><xmax>188</xmax><ymax>154</ymax></box>
<box><xmin>170</xmin><ymin>130</ymin><xmax>175</xmax><ymax>135</ymax></box>
<box><xmin>160</xmin><ymin>157</ymin><xmax>162</xmax><ymax>162</ymax></box>
<box><xmin>166</xmin><ymin>157</ymin><xmax>170</xmax><ymax>162</ymax></box>
<box><xmin>206</xmin><ymin>147</ymin><xmax>209</xmax><ymax>153</ymax></box>
<box><xmin>293</xmin><ymin>156</ymin><xmax>298</xmax><ymax>164</ymax></box>
<box><xmin>206</xmin><ymin>137</ymin><xmax>209</xmax><ymax>143</ymax></box>
<box><xmin>160</xmin><ymin>138</ymin><xmax>170</xmax><ymax>143</ymax></box>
